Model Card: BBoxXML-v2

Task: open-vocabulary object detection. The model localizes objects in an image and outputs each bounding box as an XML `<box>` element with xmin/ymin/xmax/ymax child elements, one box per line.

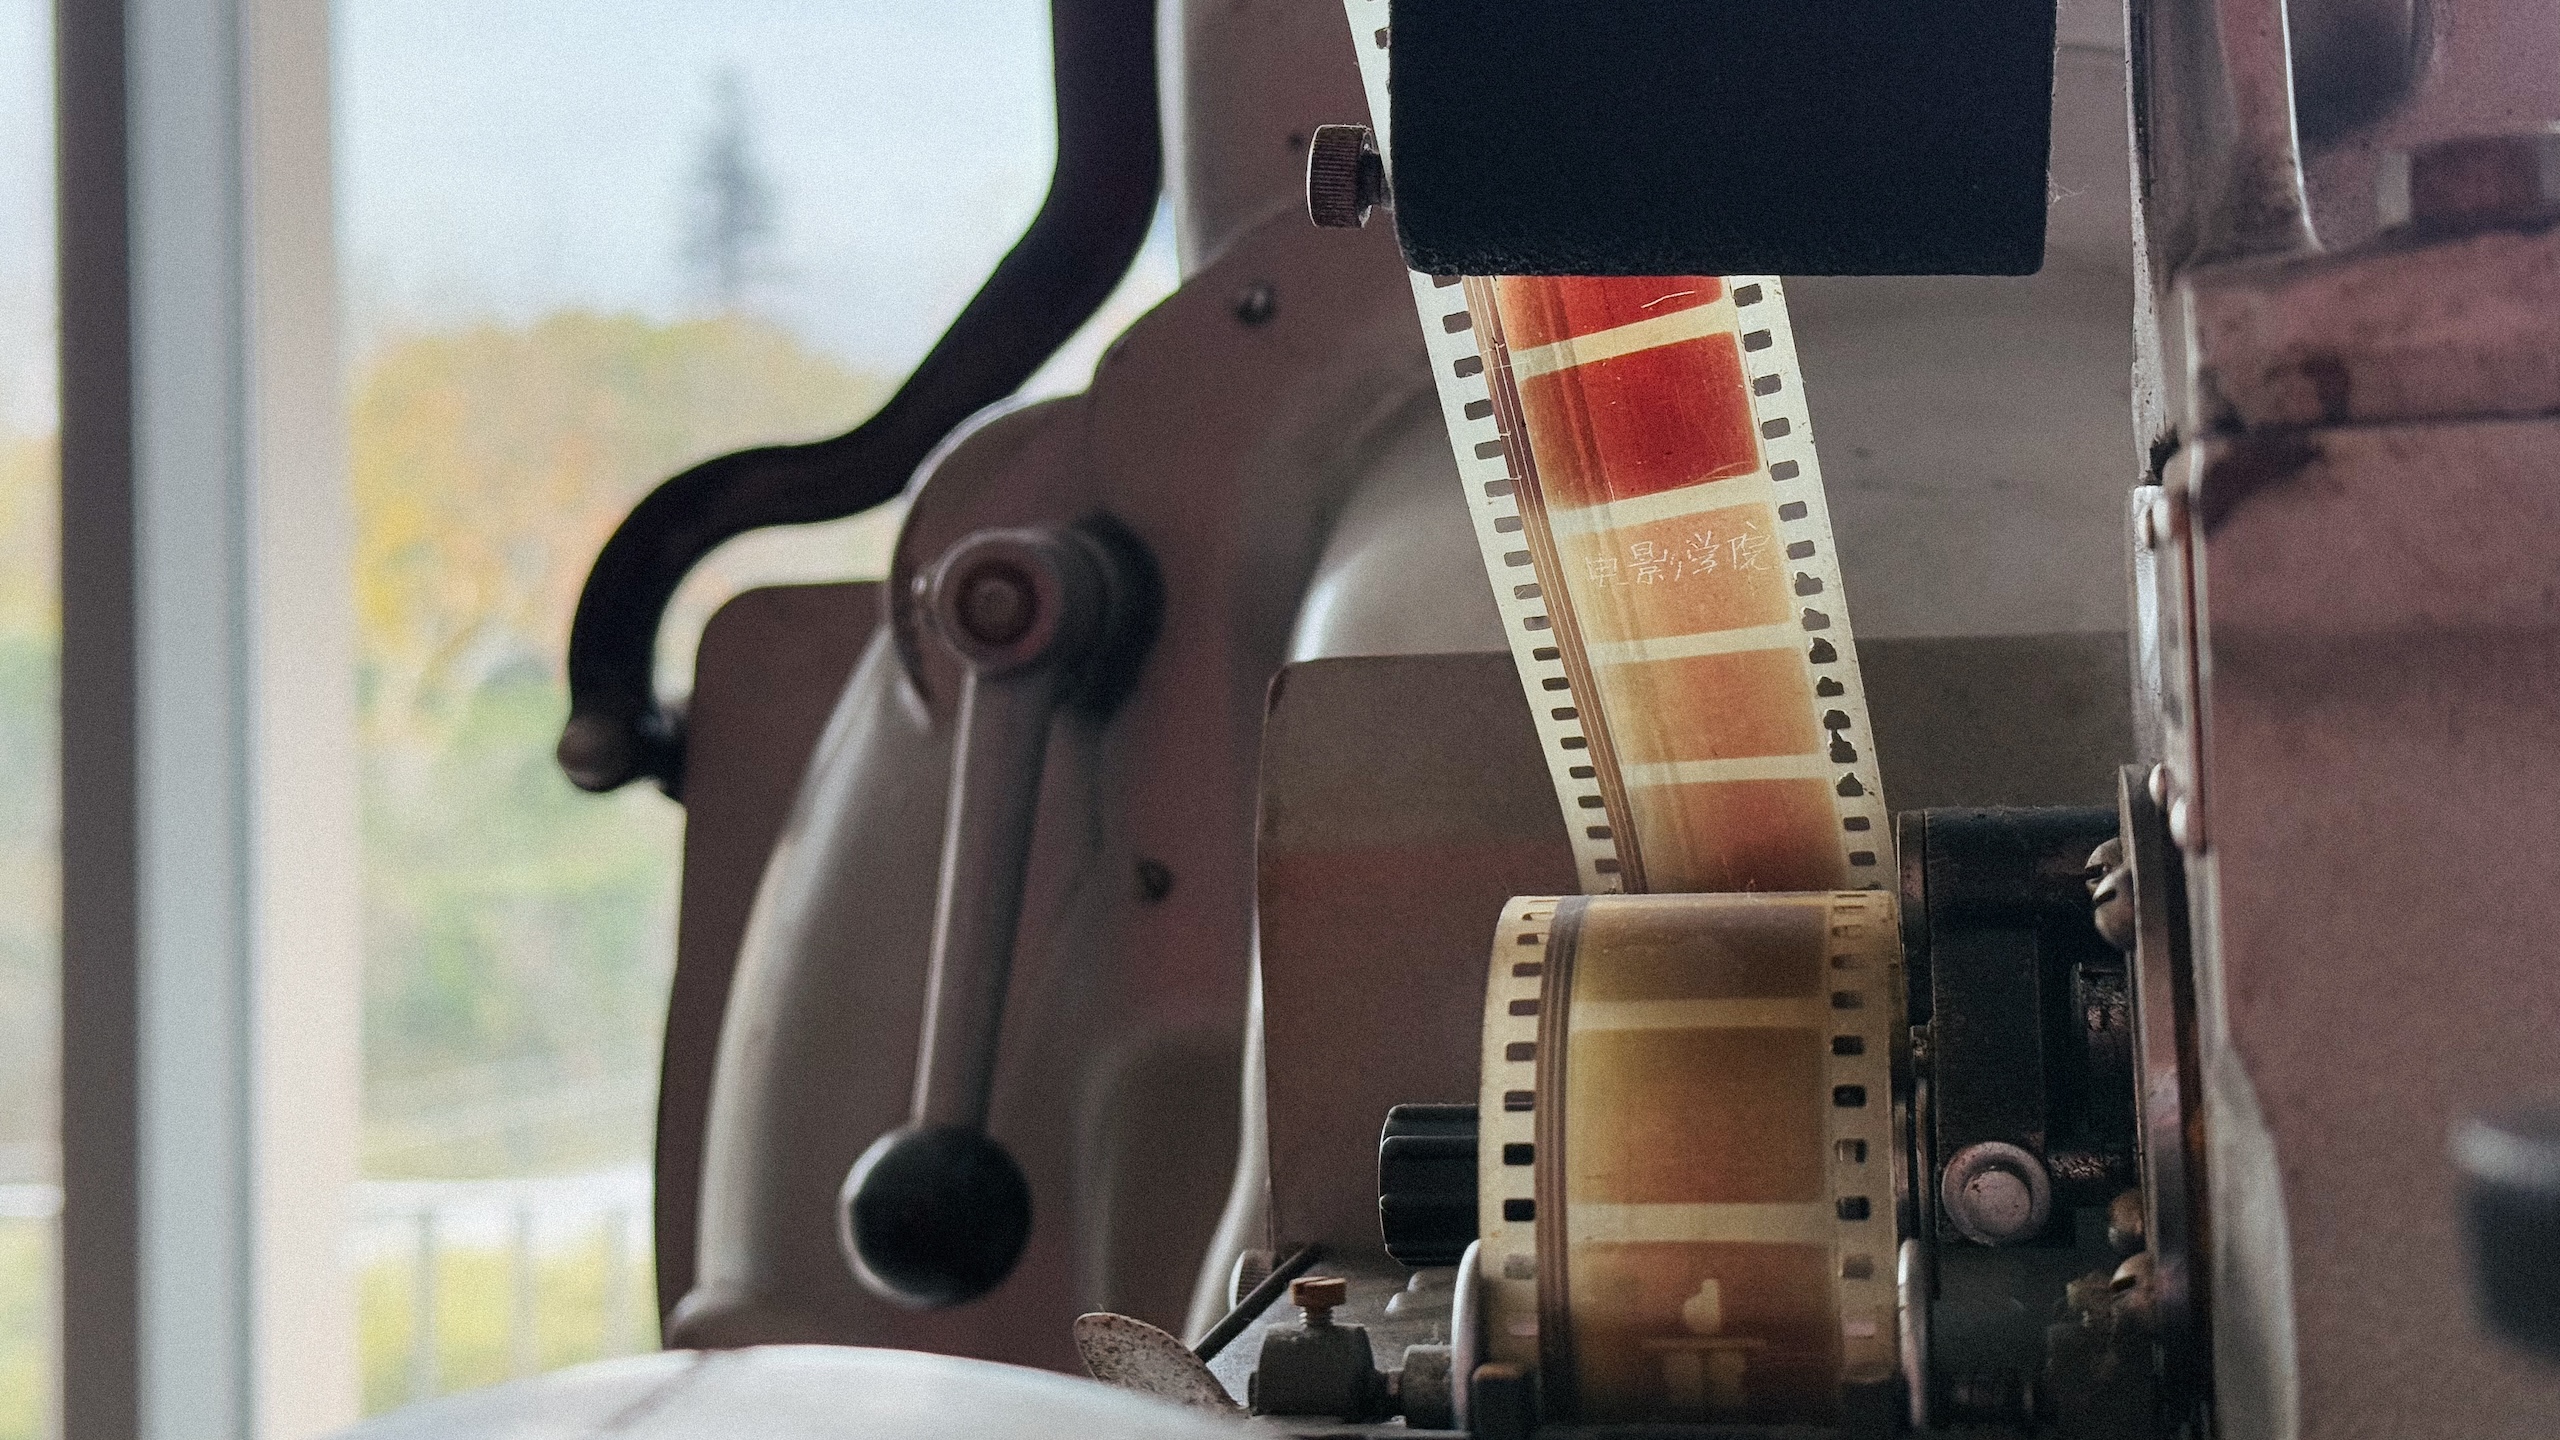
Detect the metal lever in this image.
<box><xmin>840</xmin><ymin>524</ymin><xmax>1148</xmax><ymax>1308</ymax></box>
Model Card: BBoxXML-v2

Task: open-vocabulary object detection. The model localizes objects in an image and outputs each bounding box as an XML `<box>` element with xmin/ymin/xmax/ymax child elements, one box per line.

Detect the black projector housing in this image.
<box><xmin>1386</xmin><ymin>0</ymin><xmax>2061</xmax><ymax>276</ymax></box>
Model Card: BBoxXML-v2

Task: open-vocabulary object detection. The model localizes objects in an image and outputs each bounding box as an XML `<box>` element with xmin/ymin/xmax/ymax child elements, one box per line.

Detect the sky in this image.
<box><xmin>0</xmin><ymin>0</ymin><xmax>48</xmax><ymax>432</ymax></box>
<box><xmin>0</xmin><ymin>0</ymin><xmax>1180</xmax><ymax>433</ymax></box>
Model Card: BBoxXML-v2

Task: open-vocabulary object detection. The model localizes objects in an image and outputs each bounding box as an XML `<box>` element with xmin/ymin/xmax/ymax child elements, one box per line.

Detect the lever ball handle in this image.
<box><xmin>840</xmin><ymin>1124</ymin><xmax>1033</xmax><ymax>1310</ymax></box>
<box><xmin>840</xmin><ymin>523</ymin><xmax>1153</xmax><ymax>1309</ymax></box>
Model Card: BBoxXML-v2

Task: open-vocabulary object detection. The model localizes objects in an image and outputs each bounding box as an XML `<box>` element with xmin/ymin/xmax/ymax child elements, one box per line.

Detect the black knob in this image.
<box><xmin>1379</xmin><ymin>1104</ymin><xmax>1478</xmax><ymax>1267</ymax></box>
<box><xmin>2455</xmin><ymin>1098</ymin><xmax>2560</xmax><ymax>1362</ymax></box>
<box><xmin>839</xmin><ymin>1124</ymin><xmax>1032</xmax><ymax>1309</ymax></box>
<box><xmin>1306</xmin><ymin>123</ymin><xmax>1387</xmax><ymax>229</ymax></box>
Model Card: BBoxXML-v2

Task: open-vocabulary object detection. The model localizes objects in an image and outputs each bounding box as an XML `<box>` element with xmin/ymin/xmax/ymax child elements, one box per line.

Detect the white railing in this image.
<box><xmin>350</xmin><ymin>1167</ymin><xmax>656</xmax><ymax>1403</ymax></box>
<box><xmin>0</xmin><ymin>1186</ymin><xmax>61</xmax><ymax>1440</ymax></box>
<box><xmin>0</xmin><ymin>1168</ymin><xmax>656</xmax><ymax>1421</ymax></box>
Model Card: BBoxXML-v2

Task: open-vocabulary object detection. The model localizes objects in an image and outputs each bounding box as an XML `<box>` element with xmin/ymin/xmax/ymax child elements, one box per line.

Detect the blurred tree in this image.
<box><xmin>685</xmin><ymin>70</ymin><xmax>780</xmax><ymax>309</ymax></box>
<box><xmin>0</xmin><ymin>425</ymin><xmax>56</xmax><ymax>1184</ymax></box>
<box><xmin>0</xmin><ymin>428</ymin><xmax>52</xmax><ymax>637</ymax></box>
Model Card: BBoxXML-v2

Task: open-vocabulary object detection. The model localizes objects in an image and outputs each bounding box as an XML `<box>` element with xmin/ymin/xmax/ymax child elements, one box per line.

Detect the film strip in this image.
<box><xmin>1478</xmin><ymin>892</ymin><xmax>1902</xmax><ymax>1424</ymax></box>
<box><xmin>1347</xmin><ymin>3</ymin><xmax>1909</xmax><ymax>1422</ymax></box>
<box><xmin>1344</xmin><ymin>3</ymin><xmax>1890</xmax><ymax>896</ymax></box>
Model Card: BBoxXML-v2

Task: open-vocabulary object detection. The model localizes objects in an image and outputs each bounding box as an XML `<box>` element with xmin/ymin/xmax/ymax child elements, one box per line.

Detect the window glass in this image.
<box><xmin>0</xmin><ymin>2</ymin><xmax>52</xmax><ymax>1437</ymax></box>
<box><xmin>335</xmin><ymin>0</ymin><xmax>1174</xmax><ymax>1410</ymax></box>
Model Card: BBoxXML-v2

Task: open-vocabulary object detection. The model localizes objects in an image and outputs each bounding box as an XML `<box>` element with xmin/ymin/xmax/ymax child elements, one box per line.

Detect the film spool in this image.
<box><xmin>1479</xmin><ymin>893</ymin><xmax>1904</xmax><ymax>1425</ymax></box>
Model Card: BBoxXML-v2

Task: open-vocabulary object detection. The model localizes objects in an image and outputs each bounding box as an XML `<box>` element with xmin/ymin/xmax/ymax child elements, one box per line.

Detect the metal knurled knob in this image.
<box><xmin>1291</xmin><ymin>1275</ymin><xmax>1348</xmax><ymax>1320</ymax></box>
<box><xmin>1306</xmin><ymin>123</ymin><xmax>1387</xmax><ymax>229</ymax></box>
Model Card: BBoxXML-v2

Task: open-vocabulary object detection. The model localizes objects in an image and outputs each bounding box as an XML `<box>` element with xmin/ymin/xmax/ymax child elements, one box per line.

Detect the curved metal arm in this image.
<box><xmin>910</xmin><ymin>530</ymin><xmax>1109</xmax><ymax>1129</ymax></box>
<box><xmin>556</xmin><ymin>0</ymin><xmax>1162</xmax><ymax>798</ymax></box>
<box><xmin>840</xmin><ymin>524</ymin><xmax>1156</xmax><ymax>1309</ymax></box>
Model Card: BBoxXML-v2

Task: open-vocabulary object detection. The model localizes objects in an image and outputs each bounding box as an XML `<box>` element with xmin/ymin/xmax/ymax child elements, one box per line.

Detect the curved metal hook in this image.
<box><xmin>557</xmin><ymin>0</ymin><xmax>1162</xmax><ymax>797</ymax></box>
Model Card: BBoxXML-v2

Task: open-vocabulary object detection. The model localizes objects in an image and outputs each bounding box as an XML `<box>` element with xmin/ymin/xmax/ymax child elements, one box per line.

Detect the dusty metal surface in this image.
<box><xmin>1074</xmin><ymin>1312</ymin><xmax>1243</xmax><ymax>1413</ymax></box>
<box><xmin>2187</xmin><ymin>220</ymin><xmax>2560</xmax><ymax>432</ymax></box>
<box><xmin>2297</xmin><ymin>0</ymin><xmax>2560</xmax><ymax>252</ymax></box>
<box><xmin>2182</xmin><ymin>414</ymin><xmax>2560</xmax><ymax>1435</ymax></box>
<box><xmin>680</xmin><ymin>208</ymin><xmax>1443</xmax><ymax>1358</ymax></box>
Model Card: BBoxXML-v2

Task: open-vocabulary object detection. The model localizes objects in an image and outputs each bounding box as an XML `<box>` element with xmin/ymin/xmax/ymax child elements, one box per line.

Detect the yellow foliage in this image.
<box><xmin>349</xmin><ymin>310</ymin><xmax>886</xmax><ymax>748</ymax></box>
<box><xmin>357</xmin><ymin>1232</ymin><xmax>655</xmax><ymax>1416</ymax></box>
<box><xmin>0</xmin><ymin>428</ymin><xmax>54</xmax><ymax>642</ymax></box>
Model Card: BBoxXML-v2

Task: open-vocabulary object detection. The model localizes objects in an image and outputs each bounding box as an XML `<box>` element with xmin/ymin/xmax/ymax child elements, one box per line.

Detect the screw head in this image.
<box><xmin>954</xmin><ymin>562</ymin><xmax>1037</xmax><ymax>646</ymax></box>
<box><xmin>2147</xmin><ymin>487</ymin><xmax>2187</xmax><ymax>549</ymax></box>
<box><xmin>1941</xmin><ymin>1141</ymin><xmax>2053</xmax><ymax>1247</ymax></box>
<box><xmin>2090</xmin><ymin>867</ymin><xmax>2135</xmax><ymax>953</ymax></box>
<box><xmin>2379</xmin><ymin>127</ymin><xmax>2560</xmax><ymax>233</ymax></box>
<box><xmin>2168</xmin><ymin>795</ymin><xmax>2203</xmax><ymax>854</ymax></box>
<box><xmin>1233</xmin><ymin>282</ymin><xmax>1277</xmax><ymax>326</ymax></box>
<box><xmin>2108</xmin><ymin>1189</ymin><xmax>2148</xmax><ymax>1256</ymax></box>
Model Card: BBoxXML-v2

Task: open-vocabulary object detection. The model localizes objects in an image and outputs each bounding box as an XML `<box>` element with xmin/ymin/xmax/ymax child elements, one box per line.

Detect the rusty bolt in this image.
<box><xmin>1291</xmin><ymin>1275</ymin><xmax>1348</xmax><ymax>1324</ymax></box>
<box><xmin>2107</xmin><ymin>1189</ymin><xmax>2147</xmax><ymax>1256</ymax></box>
<box><xmin>1306</xmin><ymin>123</ymin><xmax>1388</xmax><ymax>229</ymax></box>
<box><xmin>2379</xmin><ymin>127</ymin><xmax>2560</xmax><ymax>234</ymax></box>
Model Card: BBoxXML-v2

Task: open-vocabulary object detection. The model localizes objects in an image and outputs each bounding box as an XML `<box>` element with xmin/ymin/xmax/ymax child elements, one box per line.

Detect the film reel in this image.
<box><xmin>1479</xmin><ymin>892</ymin><xmax>1905</xmax><ymax>1425</ymax></box>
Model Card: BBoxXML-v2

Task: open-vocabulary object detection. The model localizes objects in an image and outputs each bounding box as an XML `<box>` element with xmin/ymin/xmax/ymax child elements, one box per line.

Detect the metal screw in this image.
<box><xmin>2378</xmin><ymin>126</ymin><xmax>2560</xmax><ymax>233</ymax></box>
<box><xmin>1291</xmin><ymin>1275</ymin><xmax>1348</xmax><ymax>1326</ymax></box>
<box><xmin>1228</xmin><ymin>1249</ymin><xmax>1274</xmax><ymax>1309</ymax></box>
<box><xmin>1941</xmin><ymin>1141</ymin><xmax>2053</xmax><ymax>1247</ymax></box>
<box><xmin>1234</xmin><ymin>282</ymin><xmax>1277</xmax><ymax>326</ymax></box>
<box><xmin>1305</xmin><ymin>123</ymin><xmax>1387</xmax><ymax>229</ymax></box>
<box><xmin>954</xmin><ymin>562</ymin><xmax>1037</xmax><ymax>646</ymax></box>
<box><xmin>2145</xmin><ymin>487</ymin><xmax>2187</xmax><ymax>550</ymax></box>
<box><xmin>2107</xmin><ymin>1189</ymin><xmax>2148</xmax><ymax>1256</ymax></box>
<box><xmin>2086</xmin><ymin>837</ymin><xmax>2134</xmax><ymax>953</ymax></box>
<box><xmin>2168</xmin><ymin>795</ymin><xmax>2203</xmax><ymax>854</ymax></box>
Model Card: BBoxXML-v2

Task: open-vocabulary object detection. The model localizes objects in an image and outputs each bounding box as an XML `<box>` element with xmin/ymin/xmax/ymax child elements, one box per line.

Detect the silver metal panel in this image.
<box><xmin>680</xmin><ymin>212</ymin><xmax>1443</xmax><ymax>1359</ymax></box>
<box><xmin>2189</xmin><ymin>417</ymin><xmax>2560</xmax><ymax>1435</ymax></box>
